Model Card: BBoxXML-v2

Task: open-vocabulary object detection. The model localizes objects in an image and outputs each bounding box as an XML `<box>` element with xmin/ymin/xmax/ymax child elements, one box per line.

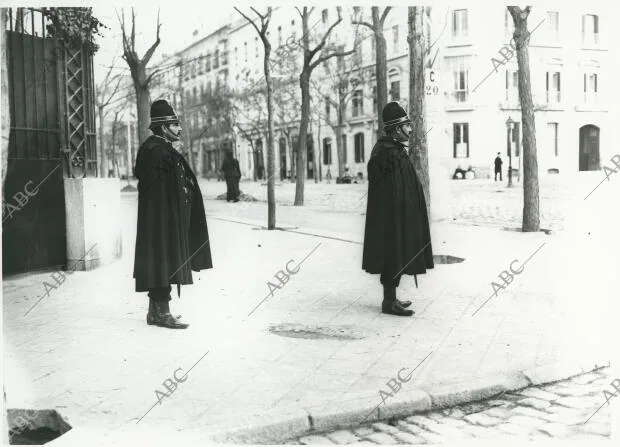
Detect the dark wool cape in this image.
<box><xmin>133</xmin><ymin>135</ymin><xmax>213</xmax><ymax>293</ymax></box>
<box><xmin>362</xmin><ymin>136</ymin><xmax>434</xmax><ymax>281</ymax></box>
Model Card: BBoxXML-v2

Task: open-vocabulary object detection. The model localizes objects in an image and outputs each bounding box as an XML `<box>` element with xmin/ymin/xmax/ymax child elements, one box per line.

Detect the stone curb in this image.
<box><xmin>205</xmin><ymin>359</ymin><xmax>609</xmax><ymax>444</ymax></box>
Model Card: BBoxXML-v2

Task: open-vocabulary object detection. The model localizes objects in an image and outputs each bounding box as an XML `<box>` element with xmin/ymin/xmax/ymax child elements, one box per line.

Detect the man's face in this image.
<box><xmin>164</xmin><ymin>123</ymin><xmax>182</xmax><ymax>142</ymax></box>
<box><xmin>396</xmin><ymin>123</ymin><xmax>412</xmax><ymax>142</ymax></box>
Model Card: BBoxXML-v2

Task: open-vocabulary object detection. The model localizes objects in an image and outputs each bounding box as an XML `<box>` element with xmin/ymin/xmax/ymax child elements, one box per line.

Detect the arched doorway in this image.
<box><xmin>579</xmin><ymin>125</ymin><xmax>600</xmax><ymax>171</ymax></box>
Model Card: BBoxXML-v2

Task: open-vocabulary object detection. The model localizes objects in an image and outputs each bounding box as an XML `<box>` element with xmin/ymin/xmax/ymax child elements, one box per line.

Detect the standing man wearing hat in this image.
<box><xmin>362</xmin><ymin>102</ymin><xmax>434</xmax><ymax>317</ymax></box>
<box><xmin>133</xmin><ymin>99</ymin><xmax>213</xmax><ymax>329</ymax></box>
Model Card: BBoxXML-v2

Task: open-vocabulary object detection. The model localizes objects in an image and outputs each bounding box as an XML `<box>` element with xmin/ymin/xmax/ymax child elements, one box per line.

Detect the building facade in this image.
<box><xmin>153</xmin><ymin>4</ymin><xmax>611</xmax><ymax>181</ymax></box>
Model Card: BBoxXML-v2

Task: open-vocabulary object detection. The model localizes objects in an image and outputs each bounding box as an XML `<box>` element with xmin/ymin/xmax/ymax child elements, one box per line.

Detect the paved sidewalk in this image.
<box><xmin>3</xmin><ymin>176</ymin><xmax>618</xmax><ymax>444</ymax></box>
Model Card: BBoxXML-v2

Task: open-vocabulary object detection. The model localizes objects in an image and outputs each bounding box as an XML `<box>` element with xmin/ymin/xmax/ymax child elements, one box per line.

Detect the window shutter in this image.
<box><xmin>546</xmin><ymin>72</ymin><xmax>549</xmax><ymax>91</ymax></box>
<box><xmin>583</xmin><ymin>73</ymin><xmax>586</xmax><ymax>92</ymax></box>
<box><xmin>557</xmin><ymin>72</ymin><xmax>561</xmax><ymax>91</ymax></box>
<box><xmin>453</xmin><ymin>123</ymin><xmax>458</xmax><ymax>157</ymax></box>
<box><xmin>594</xmin><ymin>74</ymin><xmax>598</xmax><ymax>92</ymax></box>
<box><xmin>594</xmin><ymin>15</ymin><xmax>598</xmax><ymax>33</ymax></box>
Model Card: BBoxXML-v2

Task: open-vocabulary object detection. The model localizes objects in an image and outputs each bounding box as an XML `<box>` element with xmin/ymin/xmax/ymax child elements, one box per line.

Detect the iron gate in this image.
<box><xmin>2</xmin><ymin>8</ymin><xmax>97</xmax><ymax>274</ymax></box>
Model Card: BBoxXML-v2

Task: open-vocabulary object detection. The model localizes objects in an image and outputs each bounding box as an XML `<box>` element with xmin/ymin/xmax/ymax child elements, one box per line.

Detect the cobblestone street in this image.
<box><xmin>287</xmin><ymin>368</ymin><xmax>612</xmax><ymax>444</ymax></box>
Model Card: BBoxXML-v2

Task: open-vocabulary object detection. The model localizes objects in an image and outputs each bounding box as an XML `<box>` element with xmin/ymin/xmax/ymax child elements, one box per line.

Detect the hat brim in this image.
<box><xmin>384</xmin><ymin>116</ymin><xmax>411</xmax><ymax>129</ymax></box>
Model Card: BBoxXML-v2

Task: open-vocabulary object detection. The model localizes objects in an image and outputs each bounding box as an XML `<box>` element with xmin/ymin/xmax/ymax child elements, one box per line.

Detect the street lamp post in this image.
<box><xmin>506</xmin><ymin>116</ymin><xmax>514</xmax><ymax>188</ymax></box>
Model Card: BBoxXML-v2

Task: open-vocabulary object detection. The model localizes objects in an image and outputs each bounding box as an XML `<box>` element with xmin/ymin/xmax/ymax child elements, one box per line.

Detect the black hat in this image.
<box><xmin>149</xmin><ymin>99</ymin><xmax>179</xmax><ymax>130</ymax></box>
<box><xmin>382</xmin><ymin>101</ymin><xmax>411</xmax><ymax>130</ymax></box>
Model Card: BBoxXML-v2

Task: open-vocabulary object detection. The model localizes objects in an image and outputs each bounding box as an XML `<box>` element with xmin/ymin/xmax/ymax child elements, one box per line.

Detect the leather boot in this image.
<box><xmin>148</xmin><ymin>300</ymin><xmax>189</xmax><ymax>329</ymax></box>
<box><xmin>396</xmin><ymin>298</ymin><xmax>412</xmax><ymax>308</ymax></box>
<box><xmin>382</xmin><ymin>285</ymin><xmax>413</xmax><ymax>317</ymax></box>
<box><xmin>147</xmin><ymin>299</ymin><xmax>181</xmax><ymax>325</ymax></box>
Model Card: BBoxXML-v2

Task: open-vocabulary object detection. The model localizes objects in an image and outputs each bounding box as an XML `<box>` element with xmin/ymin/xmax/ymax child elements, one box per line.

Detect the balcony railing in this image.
<box><xmin>447</xmin><ymin>90</ymin><xmax>469</xmax><ymax>103</ymax></box>
<box><xmin>584</xmin><ymin>91</ymin><xmax>598</xmax><ymax>105</ymax></box>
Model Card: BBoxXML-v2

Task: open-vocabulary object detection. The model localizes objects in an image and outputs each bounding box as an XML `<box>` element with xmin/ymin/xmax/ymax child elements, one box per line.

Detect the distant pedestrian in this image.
<box><xmin>133</xmin><ymin>99</ymin><xmax>213</xmax><ymax>329</ymax></box>
<box><xmin>494</xmin><ymin>152</ymin><xmax>503</xmax><ymax>181</ymax></box>
<box><xmin>326</xmin><ymin>168</ymin><xmax>332</xmax><ymax>183</ymax></box>
<box><xmin>221</xmin><ymin>150</ymin><xmax>241</xmax><ymax>202</ymax></box>
<box><xmin>362</xmin><ymin>102</ymin><xmax>434</xmax><ymax>317</ymax></box>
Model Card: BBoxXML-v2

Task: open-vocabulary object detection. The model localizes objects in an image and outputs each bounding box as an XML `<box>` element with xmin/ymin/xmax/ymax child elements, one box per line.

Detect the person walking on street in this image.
<box><xmin>494</xmin><ymin>152</ymin><xmax>503</xmax><ymax>181</ymax></box>
<box><xmin>221</xmin><ymin>150</ymin><xmax>241</xmax><ymax>202</ymax></box>
<box><xmin>133</xmin><ymin>99</ymin><xmax>213</xmax><ymax>329</ymax></box>
<box><xmin>362</xmin><ymin>102</ymin><xmax>434</xmax><ymax>317</ymax></box>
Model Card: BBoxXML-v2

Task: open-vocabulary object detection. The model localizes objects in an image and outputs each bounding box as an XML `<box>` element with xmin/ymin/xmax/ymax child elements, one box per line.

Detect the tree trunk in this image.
<box><xmin>98</xmin><ymin>105</ymin><xmax>108</xmax><ymax>178</ymax></box>
<box><xmin>508</xmin><ymin>6</ymin><xmax>540</xmax><ymax>232</ymax></box>
<box><xmin>1</xmin><ymin>8</ymin><xmax>9</xmax><ymax>187</ymax></box>
<box><xmin>373</xmin><ymin>7</ymin><xmax>389</xmax><ymax>136</ymax></box>
<box><xmin>408</xmin><ymin>7</ymin><xmax>430</xmax><ymax>214</ymax></box>
<box><xmin>264</xmin><ymin>39</ymin><xmax>276</xmax><ymax>229</ymax></box>
<box><xmin>287</xmin><ymin>132</ymin><xmax>294</xmax><ymax>182</ymax></box>
<box><xmin>336</xmin><ymin>100</ymin><xmax>346</xmax><ymax>177</ymax></box>
<box><xmin>135</xmin><ymin>84</ymin><xmax>150</xmax><ymax>149</ymax></box>
<box><xmin>295</xmin><ymin>70</ymin><xmax>310</xmax><ymax>205</ymax></box>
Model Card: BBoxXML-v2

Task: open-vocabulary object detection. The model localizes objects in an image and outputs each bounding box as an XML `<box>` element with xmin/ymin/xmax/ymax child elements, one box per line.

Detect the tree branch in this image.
<box><xmin>142</xmin><ymin>9</ymin><xmax>162</xmax><ymax>66</ymax></box>
<box><xmin>380</xmin><ymin>7</ymin><xmax>392</xmax><ymax>24</ymax></box>
<box><xmin>309</xmin><ymin>12</ymin><xmax>343</xmax><ymax>60</ymax></box>
<box><xmin>351</xmin><ymin>20</ymin><xmax>373</xmax><ymax>30</ymax></box>
<box><xmin>311</xmin><ymin>48</ymin><xmax>355</xmax><ymax>71</ymax></box>
<box><xmin>235</xmin><ymin>7</ymin><xmax>262</xmax><ymax>37</ymax></box>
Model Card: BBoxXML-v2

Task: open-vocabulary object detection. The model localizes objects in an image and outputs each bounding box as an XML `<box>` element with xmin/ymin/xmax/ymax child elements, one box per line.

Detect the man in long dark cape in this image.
<box><xmin>133</xmin><ymin>99</ymin><xmax>213</xmax><ymax>329</ymax></box>
<box><xmin>362</xmin><ymin>102</ymin><xmax>434</xmax><ymax>316</ymax></box>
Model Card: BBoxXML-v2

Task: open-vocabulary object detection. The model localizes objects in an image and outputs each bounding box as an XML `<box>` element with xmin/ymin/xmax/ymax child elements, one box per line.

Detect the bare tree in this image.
<box><xmin>271</xmin><ymin>45</ymin><xmax>302</xmax><ymax>182</ymax></box>
<box><xmin>353</xmin><ymin>7</ymin><xmax>391</xmax><ymax>135</ymax></box>
<box><xmin>311</xmin><ymin>39</ymin><xmax>365</xmax><ymax>178</ymax></box>
<box><xmin>408</xmin><ymin>7</ymin><xmax>430</xmax><ymax>214</ymax></box>
<box><xmin>234</xmin><ymin>70</ymin><xmax>269</xmax><ymax>181</ymax></box>
<box><xmin>96</xmin><ymin>58</ymin><xmax>124</xmax><ymax>178</ymax></box>
<box><xmin>235</xmin><ymin>7</ymin><xmax>276</xmax><ymax>229</ymax></box>
<box><xmin>508</xmin><ymin>6</ymin><xmax>540</xmax><ymax>232</ymax></box>
<box><xmin>117</xmin><ymin>8</ymin><xmax>162</xmax><ymax>145</ymax></box>
<box><xmin>294</xmin><ymin>6</ymin><xmax>354</xmax><ymax>206</ymax></box>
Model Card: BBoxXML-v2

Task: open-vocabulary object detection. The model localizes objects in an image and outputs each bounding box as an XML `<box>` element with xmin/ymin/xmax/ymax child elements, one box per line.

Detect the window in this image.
<box><xmin>192</xmin><ymin>87</ymin><xmax>198</xmax><ymax>105</ymax></box>
<box><xmin>234</xmin><ymin>47</ymin><xmax>238</xmax><ymax>65</ymax></box>
<box><xmin>372</xmin><ymin>86</ymin><xmax>377</xmax><ymax>108</ymax></box>
<box><xmin>393</xmin><ymin>25</ymin><xmax>399</xmax><ymax>52</ymax></box>
<box><xmin>371</xmin><ymin>37</ymin><xmax>376</xmax><ymax>60</ymax></box>
<box><xmin>323</xmin><ymin>138</ymin><xmax>332</xmax><ymax>165</ymax></box>
<box><xmin>452</xmin><ymin>9</ymin><xmax>468</xmax><ymax>38</ymax></box>
<box><xmin>352</xmin><ymin>90</ymin><xmax>364</xmax><ymax>117</ymax></box>
<box><xmin>390</xmin><ymin>80</ymin><xmax>400</xmax><ymax>102</ymax></box>
<box><xmin>584</xmin><ymin>72</ymin><xmax>598</xmax><ymax>103</ymax></box>
<box><xmin>449</xmin><ymin>56</ymin><xmax>469</xmax><ymax>102</ymax></box>
<box><xmin>206</xmin><ymin>53</ymin><xmax>211</xmax><ymax>72</ymax></box>
<box><xmin>547</xmin><ymin>123</ymin><xmax>559</xmax><ymax>157</ymax></box>
<box><xmin>547</xmin><ymin>11</ymin><xmax>559</xmax><ymax>41</ymax></box>
<box><xmin>505</xmin><ymin>69</ymin><xmax>518</xmax><ymax>101</ymax></box>
<box><xmin>341</xmin><ymin>134</ymin><xmax>347</xmax><ymax>164</ymax></box>
<box><xmin>546</xmin><ymin>71</ymin><xmax>561</xmax><ymax>103</ymax></box>
<box><xmin>190</xmin><ymin>60</ymin><xmax>196</xmax><ymax>78</ymax></box>
<box><xmin>322</xmin><ymin>9</ymin><xmax>328</xmax><ymax>24</ymax></box>
<box><xmin>198</xmin><ymin>54</ymin><xmax>204</xmax><ymax>74</ymax></box>
<box><xmin>354</xmin><ymin>133</ymin><xmax>365</xmax><ymax>163</ymax></box>
<box><xmin>221</xmin><ymin>49</ymin><xmax>228</xmax><ymax>66</ymax></box>
<box><xmin>200</xmin><ymin>84</ymin><xmax>205</xmax><ymax>101</ymax></box>
<box><xmin>255</xmin><ymin>37</ymin><xmax>259</xmax><ymax>58</ymax></box>
<box><xmin>214</xmin><ymin>49</ymin><xmax>220</xmax><ymax>69</ymax></box>
<box><xmin>278</xmin><ymin>26</ymin><xmax>282</xmax><ymax>45</ymax></box>
<box><xmin>582</xmin><ymin>14</ymin><xmax>599</xmax><ymax>45</ymax></box>
<box><xmin>324</xmin><ymin>96</ymin><xmax>331</xmax><ymax>120</ymax></box>
<box><xmin>453</xmin><ymin>123</ymin><xmax>469</xmax><ymax>158</ymax></box>
<box><xmin>244</xmin><ymin>42</ymin><xmax>248</xmax><ymax>62</ymax></box>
